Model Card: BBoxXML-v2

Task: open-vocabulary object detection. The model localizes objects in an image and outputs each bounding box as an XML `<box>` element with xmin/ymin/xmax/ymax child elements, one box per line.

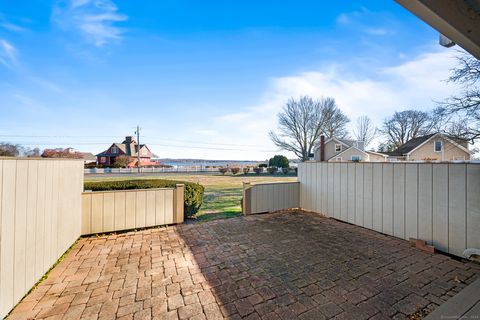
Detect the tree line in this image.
<box><xmin>270</xmin><ymin>52</ymin><xmax>479</xmax><ymax>160</ymax></box>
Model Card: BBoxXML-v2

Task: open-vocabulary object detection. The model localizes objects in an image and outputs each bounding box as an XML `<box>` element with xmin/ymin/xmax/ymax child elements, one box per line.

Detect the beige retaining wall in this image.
<box><xmin>0</xmin><ymin>158</ymin><xmax>84</xmax><ymax>318</ymax></box>
<box><xmin>81</xmin><ymin>185</ymin><xmax>184</xmax><ymax>235</ymax></box>
<box><xmin>298</xmin><ymin>162</ymin><xmax>480</xmax><ymax>257</ymax></box>
<box><xmin>243</xmin><ymin>182</ymin><xmax>300</xmax><ymax>215</ymax></box>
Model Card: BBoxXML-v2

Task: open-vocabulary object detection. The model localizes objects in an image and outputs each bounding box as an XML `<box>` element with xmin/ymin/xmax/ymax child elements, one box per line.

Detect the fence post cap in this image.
<box><xmin>175</xmin><ymin>183</ymin><xmax>185</xmax><ymax>187</ymax></box>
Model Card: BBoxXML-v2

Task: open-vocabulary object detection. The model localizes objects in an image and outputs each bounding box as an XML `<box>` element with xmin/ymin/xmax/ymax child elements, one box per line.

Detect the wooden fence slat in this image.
<box><xmin>347</xmin><ymin>163</ymin><xmax>355</xmax><ymax>224</ymax></box>
<box><xmin>372</xmin><ymin>163</ymin><xmax>383</xmax><ymax>232</ymax></box>
<box><xmin>14</xmin><ymin>160</ymin><xmax>28</xmax><ymax>302</ymax></box>
<box><xmin>155</xmin><ymin>190</ymin><xmax>165</xmax><ymax>225</ymax></box>
<box><xmin>449</xmin><ymin>164</ymin><xmax>467</xmax><ymax>256</ymax></box>
<box><xmin>114</xmin><ymin>192</ymin><xmax>126</xmax><ymax>231</ymax></box>
<box><xmin>363</xmin><ymin>163</ymin><xmax>373</xmax><ymax>229</ymax></box>
<box><xmin>355</xmin><ymin>164</ymin><xmax>364</xmax><ymax>227</ymax></box>
<box><xmin>393</xmin><ymin>164</ymin><xmax>405</xmax><ymax>239</ymax></box>
<box><xmin>418</xmin><ymin>164</ymin><xmax>434</xmax><ymax>244</ymax></box>
<box><xmin>125</xmin><ymin>192</ymin><xmax>136</xmax><ymax>229</ymax></box>
<box><xmin>82</xmin><ymin>194</ymin><xmax>92</xmax><ymax>235</ymax></box>
<box><xmin>382</xmin><ymin>164</ymin><xmax>394</xmax><ymax>236</ymax></box>
<box><xmin>405</xmin><ymin>164</ymin><xmax>418</xmax><ymax>241</ymax></box>
<box><xmin>340</xmin><ymin>163</ymin><xmax>348</xmax><ymax>221</ymax></box>
<box><xmin>145</xmin><ymin>190</ymin><xmax>156</xmax><ymax>227</ymax></box>
<box><xmin>433</xmin><ymin>164</ymin><xmax>449</xmax><ymax>252</ymax></box>
<box><xmin>466</xmin><ymin>164</ymin><xmax>480</xmax><ymax>249</ymax></box>
<box><xmin>103</xmin><ymin>193</ymin><xmax>115</xmax><ymax>232</ymax></box>
<box><xmin>34</xmin><ymin>161</ymin><xmax>46</xmax><ymax>280</ymax></box>
<box><xmin>25</xmin><ymin>160</ymin><xmax>38</xmax><ymax>289</ymax></box>
<box><xmin>165</xmin><ymin>190</ymin><xmax>174</xmax><ymax>225</ymax></box>
<box><xmin>135</xmin><ymin>192</ymin><xmax>146</xmax><ymax>228</ymax></box>
<box><xmin>0</xmin><ymin>160</ymin><xmax>15</xmax><ymax>316</ymax></box>
<box><xmin>321</xmin><ymin>163</ymin><xmax>328</xmax><ymax>214</ymax></box>
<box><xmin>91</xmin><ymin>193</ymin><xmax>104</xmax><ymax>234</ymax></box>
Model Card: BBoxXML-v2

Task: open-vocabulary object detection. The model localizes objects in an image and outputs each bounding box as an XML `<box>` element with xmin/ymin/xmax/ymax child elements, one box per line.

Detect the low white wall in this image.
<box><xmin>0</xmin><ymin>158</ymin><xmax>84</xmax><ymax>318</ymax></box>
<box><xmin>299</xmin><ymin>162</ymin><xmax>480</xmax><ymax>257</ymax></box>
<box><xmin>81</xmin><ymin>185</ymin><xmax>184</xmax><ymax>235</ymax></box>
<box><xmin>243</xmin><ymin>182</ymin><xmax>300</xmax><ymax>215</ymax></box>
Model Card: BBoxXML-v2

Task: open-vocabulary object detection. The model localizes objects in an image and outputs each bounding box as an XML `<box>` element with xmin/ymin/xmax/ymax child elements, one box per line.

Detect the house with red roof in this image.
<box><xmin>96</xmin><ymin>136</ymin><xmax>156</xmax><ymax>167</ymax></box>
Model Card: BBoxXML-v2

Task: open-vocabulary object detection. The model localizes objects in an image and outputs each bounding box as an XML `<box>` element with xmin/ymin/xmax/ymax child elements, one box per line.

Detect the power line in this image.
<box><xmin>0</xmin><ymin>134</ymin><xmax>274</xmax><ymax>149</ymax></box>
<box><xmin>10</xmin><ymin>142</ymin><xmax>278</xmax><ymax>152</ymax></box>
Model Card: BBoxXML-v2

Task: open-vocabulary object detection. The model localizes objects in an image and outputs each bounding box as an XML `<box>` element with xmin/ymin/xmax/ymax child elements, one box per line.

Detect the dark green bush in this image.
<box><xmin>268</xmin><ymin>155</ymin><xmax>289</xmax><ymax>168</ymax></box>
<box><xmin>84</xmin><ymin>179</ymin><xmax>204</xmax><ymax>218</ymax></box>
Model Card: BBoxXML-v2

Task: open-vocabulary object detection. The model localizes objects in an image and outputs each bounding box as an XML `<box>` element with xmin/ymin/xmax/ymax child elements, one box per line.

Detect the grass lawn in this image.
<box><xmin>85</xmin><ymin>172</ymin><xmax>297</xmax><ymax>221</ymax></box>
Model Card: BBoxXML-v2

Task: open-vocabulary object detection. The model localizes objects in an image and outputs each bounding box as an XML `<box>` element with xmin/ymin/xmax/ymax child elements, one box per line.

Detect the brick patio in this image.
<box><xmin>9</xmin><ymin>211</ymin><xmax>480</xmax><ymax>320</ymax></box>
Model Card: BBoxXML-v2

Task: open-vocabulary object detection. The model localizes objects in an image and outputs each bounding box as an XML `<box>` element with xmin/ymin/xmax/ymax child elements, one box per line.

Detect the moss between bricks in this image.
<box><xmin>84</xmin><ymin>179</ymin><xmax>204</xmax><ymax>218</ymax></box>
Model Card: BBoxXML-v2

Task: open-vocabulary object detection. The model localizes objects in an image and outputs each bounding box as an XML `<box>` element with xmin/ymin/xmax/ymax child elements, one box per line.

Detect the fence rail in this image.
<box><xmin>243</xmin><ymin>182</ymin><xmax>300</xmax><ymax>215</ymax></box>
<box><xmin>0</xmin><ymin>158</ymin><xmax>84</xmax><ymax>318</ymax></box>
<box><xmin>81</xmin><ymin>185</ymin><xmax>184</xmax><ymax>235</ymax></box>
<box><xmin>298</xmin><ymin>162</ymin><xmax>480</xmax><ymax>257</ymax></box>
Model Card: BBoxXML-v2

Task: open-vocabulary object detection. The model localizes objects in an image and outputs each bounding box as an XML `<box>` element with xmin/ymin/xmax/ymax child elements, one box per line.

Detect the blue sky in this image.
<box><xmin>0</xmin><ymin>0</ymin><xmax>464</xmax><ymax>160</ymax></box>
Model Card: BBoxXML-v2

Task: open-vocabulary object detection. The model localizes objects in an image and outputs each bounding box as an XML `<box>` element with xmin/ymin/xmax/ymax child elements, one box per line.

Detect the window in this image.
<box><xmin>336</xmin><ymin>157</ymin><xmax>342</xmax><ymax>161</ymax></box>
<box><xmin>351</xmin><ymin>155</ymin><xmax>361</xmax><ymax>161</ymax></box>
<box><xmin>100</xmin><ymin>157</ymin><xmax>106</xmax><ymax>163</ymax></box>
<box><xmin>111</xmin><ymin>146</ymin><xmax>118</xmax><ymax>154</ymax></box>
<box><xmin>335</xmin><ymin>144</ymin><xmax>342</xmax><ymax>152</ymax></box>
<box><xmin>141</xmin><ymin>149</ymin><xmax>147</xmax><ymax>156</ymax></box>
<box><xmin>434</xmin><ymin>140</ymin><xmax>443</xmax><ymax>152</ymax></box>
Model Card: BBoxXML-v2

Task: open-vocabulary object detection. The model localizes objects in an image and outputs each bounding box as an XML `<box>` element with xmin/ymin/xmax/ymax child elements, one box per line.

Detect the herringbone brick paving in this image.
<box><xmin>9</xmin><ymin>211</ymin><xmax>480</xmax><ymax>319</ymax></box>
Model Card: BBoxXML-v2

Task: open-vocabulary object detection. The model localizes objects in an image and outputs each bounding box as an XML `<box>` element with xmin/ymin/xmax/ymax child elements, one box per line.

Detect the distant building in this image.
<box><xmin>41</xmin><ymin>147</ymin><xmax>95</xmax><ymax>164</ymax></box>
<box><xmin>96</xmin><ymin>136</ymin><xmax>156</xmax><ymax>167</ymax></box>
<box><xmin>384</xmin><ymin>133</ymin><xmax>472</xmax><ymax>161</ymax></box>
<box><xmin>314</xmin><ymin>136</ymin><xmax>388</xmax><ymax>162</ymax></box>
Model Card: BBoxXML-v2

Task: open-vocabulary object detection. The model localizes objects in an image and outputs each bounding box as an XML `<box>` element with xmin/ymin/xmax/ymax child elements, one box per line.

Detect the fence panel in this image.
<box><xmin>81</xmin><ymin>185</ymin><xmax>184</xmax><ymax>235</ymax></box>
<box><xmin>0</xmin><ymin>158</ymin><xmax>84</xmax><ymax>319</ymax></box>
<box><xmin>243</xmin><ymin>182</ymin><xmax>300</xmax><ymax>215</ymax></box>
<box><xmin>298</xmin><ymin>162</ymin><xmax>480</xmax><ymax>257</ymax></box>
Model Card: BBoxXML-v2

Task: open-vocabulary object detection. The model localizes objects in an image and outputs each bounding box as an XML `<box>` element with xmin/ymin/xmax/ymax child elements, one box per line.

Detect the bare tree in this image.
<box><xmin>352</xmin><ymin>115</ymin><xmax>377</xmax><ymax>148</ymax></box>
<box><xmin>435</xmin><ymin>52</ymin><xmax>480</xmax><ymax>141</ymax></box>
<box><xmin>381</xmin><ymin>110</ymin><xmax>433</xmax><ymax>148</ymax></box>
<box><xmin>0</xmin><ymin>143</ymin><xmax>21</xmax><ymax>156</ymax></box>
<box><xmin>269</xmin><ymin>96</ymin><xmax>350</xmax><ymax>161</ymax></box>
<box><xmin>322</xmin><ymin>99</ymin><xmax>350</xmax><ymax>139</ymax></box>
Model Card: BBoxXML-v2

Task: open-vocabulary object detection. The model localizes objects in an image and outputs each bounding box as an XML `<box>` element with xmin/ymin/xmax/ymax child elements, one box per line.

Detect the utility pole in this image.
<box><xmin>135</xmin><ymin>125</ymin><xmax>141</xmax><ymax>173</ymax></box>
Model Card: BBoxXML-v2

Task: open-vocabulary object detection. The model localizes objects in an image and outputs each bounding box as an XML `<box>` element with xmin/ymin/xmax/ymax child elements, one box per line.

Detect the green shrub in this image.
<box><xmin>258</xmin><ymin>163</ymin><xmax>268</xmax><ymax>168</ymax></box>
<box><xmin>281</xmin><ymin>167</ymin><xmax>290</xmax><ymax>174</ymax></box>
<box><xmin>84</xmin><ymin>179</ymin><xmax>204</xmax><ymax>218</ymax></box>
<box><xmin>268</xmin><ymin>155</ymin><xmax>289</xmax><ymax>168</ymax></box>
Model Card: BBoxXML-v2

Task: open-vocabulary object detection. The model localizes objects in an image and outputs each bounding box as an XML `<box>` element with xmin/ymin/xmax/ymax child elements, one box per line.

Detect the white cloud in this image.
<box><xmin>0</xmin><ymin>13</ymin><xmax>27</xmax><ymax>32</ymax></box>
<box><xmin>196</xmin><ymin>48</ymin><xmax>461</xmax><ymax>159</ymax></box>
<box><xmin>0</xmin><ymin>39</ymin><xmax>18</xmax><ymax>67</ymax></box>
<box><xmin>53</xmin><ymin>0</ymin><xmax>128</xmax><ymax>47</ymax></box>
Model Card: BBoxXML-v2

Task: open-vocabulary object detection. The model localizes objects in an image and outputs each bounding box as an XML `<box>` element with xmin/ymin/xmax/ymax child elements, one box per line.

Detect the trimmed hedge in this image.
<box><xmin>84</xmin><ymin>179</ymin><xmax>204</xmax><ymax>218</ymax></box>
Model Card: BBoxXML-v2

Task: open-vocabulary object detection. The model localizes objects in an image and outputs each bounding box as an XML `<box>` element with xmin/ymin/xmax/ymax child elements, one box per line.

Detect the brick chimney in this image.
<box><xmin>125</xmin><ymin>136</ymin><xmax>133</xmax><ymax>144</ymax></box>
<box><xmin>320</xmin><ymin>135</ymin><xmax>325</xmax><ymax>162</ymax></box>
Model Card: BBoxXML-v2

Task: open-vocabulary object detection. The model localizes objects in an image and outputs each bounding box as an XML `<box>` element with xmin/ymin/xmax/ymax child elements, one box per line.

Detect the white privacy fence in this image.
<box><xmin>298</xmin><ymin>162</ymin><xmax>480</xmax><ymax>257</ymax></box>
<box><xmin>242</xmin><ymin>182</ymin><xmax>299</xmax><ymax>215</ymax></box>
<box><xmin>0</xmin><ymin>158</ymin><xmax>84</xmax><ymax>318</ymax></box>
<box><xmin>81</xmin><ymin>186</ymin><xmax>184</xmax><ymax>235</ymax></box>
<box><xmin>0</xmin><ymin>158</ymin><xmax>186</xmax><ymax>319</ymax></box>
